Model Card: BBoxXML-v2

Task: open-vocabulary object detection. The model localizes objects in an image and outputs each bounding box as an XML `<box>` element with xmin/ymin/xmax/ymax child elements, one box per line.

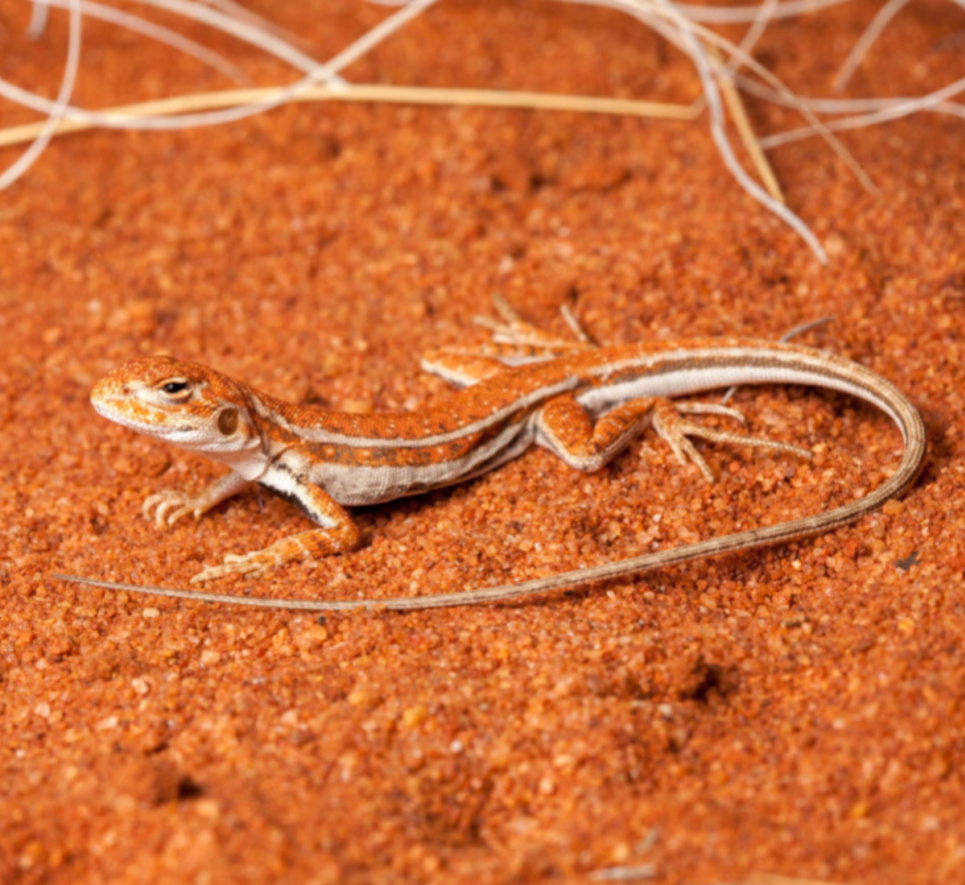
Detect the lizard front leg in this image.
<box><xmin>190</xmin><ymin>456</ymin><xmax>360</xmax><ymax>583</ymax></box>
<box><xmin>144</xmin><ymin>471</ymin><xmax>252</xmax><ymax>526</ymax></box>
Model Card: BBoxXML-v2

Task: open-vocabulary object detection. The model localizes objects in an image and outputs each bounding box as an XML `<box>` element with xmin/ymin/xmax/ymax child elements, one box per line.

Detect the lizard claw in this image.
<box><xmin>143</xmin><ymin>490</ymin><xmax>202</xmax><ymax>527</ymax></box>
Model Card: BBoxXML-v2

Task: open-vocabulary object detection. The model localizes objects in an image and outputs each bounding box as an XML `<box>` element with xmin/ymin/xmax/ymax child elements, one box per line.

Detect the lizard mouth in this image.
<box><xmin>90</xmin><ymin>395</ymin><xmax>193</xmax><ymax>439</ymax></box>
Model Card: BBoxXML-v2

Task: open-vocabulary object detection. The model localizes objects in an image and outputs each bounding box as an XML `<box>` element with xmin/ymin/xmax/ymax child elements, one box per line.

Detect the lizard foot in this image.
<box><xmin>474</xmin><ymin>293</ymin><xmax>595</xmax><ymax>351</ymax></box>
<box><xmin>188</xmin><ymin>527</ymin><xmax>355</xmax><ymax>583</ymax></box>
<box><xmin>143</xmin><ymin>490</ymin><xmax>205</xmax><ymax>527</ymax></box>
<box><xmin>652</xmin><ymin>400</ymin><xmax>812</xmax><ymax>482</ymax></box>
<box><xmin>190</xmin><ymin>550</ymin><xmax>275</xmax><ymax>583</ymax></box>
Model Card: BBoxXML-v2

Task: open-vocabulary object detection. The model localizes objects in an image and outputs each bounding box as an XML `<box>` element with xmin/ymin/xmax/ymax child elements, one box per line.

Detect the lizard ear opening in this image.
<box><xmin>217</xmin><ymin>408</ymin><xmax>239</xmax><ymax>436</ymax></box>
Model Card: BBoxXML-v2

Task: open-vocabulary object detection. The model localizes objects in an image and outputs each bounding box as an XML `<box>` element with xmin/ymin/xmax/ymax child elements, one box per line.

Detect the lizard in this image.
<box><xmin>56</xmin><ymin>304</ymin><xmax>926</xmax><ymax>611</ymax></box>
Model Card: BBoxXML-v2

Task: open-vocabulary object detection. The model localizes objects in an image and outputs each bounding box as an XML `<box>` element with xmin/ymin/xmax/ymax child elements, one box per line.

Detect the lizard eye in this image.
<box><xmin>159</xmin><ymin>379</ymin><xmax>191</xmax><ymax>400</ymax></box>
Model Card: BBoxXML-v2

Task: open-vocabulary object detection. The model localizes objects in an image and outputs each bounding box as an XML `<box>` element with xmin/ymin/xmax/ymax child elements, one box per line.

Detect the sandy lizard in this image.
<box><xmin>56</xmin><ymin>307</ymin><xmax>926</xmax><ymax>611</ymax></box>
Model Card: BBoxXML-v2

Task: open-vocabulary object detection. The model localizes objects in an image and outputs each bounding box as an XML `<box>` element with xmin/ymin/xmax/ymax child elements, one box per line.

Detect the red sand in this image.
<box><xmin>2</xmin><ymin>1</ymin><xmax>965</xmax><ymax>882</ymax></box>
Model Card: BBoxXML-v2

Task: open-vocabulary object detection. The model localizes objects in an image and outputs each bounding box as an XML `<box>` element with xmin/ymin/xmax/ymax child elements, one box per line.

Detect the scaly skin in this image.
<box><xmin>76</xmin><ymin>308</ymin><xmax>925</xmax><ymax>604</ymax></box>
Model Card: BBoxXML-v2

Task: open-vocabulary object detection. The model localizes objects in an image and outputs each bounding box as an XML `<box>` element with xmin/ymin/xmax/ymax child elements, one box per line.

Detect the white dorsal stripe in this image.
<box><xmin>579</xmin><ymin>360</ymin><xmax>903</xmax><ymax>435</ymax></box>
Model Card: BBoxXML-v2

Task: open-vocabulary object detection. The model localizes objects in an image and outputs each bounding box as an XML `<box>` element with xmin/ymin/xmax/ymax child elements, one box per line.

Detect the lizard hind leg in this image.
<box><xmin>651</xmin><ymin>399</ymin><xmax>812</xmax><ymax>483</ymax></box>
<box><xmin>535</xmin><ymin>394</ymin><xmax>657</xmax><ymax>472</ymax></box>
<box><xmin>424</xmin><ymin>297</ymin><xmax>596</xmax><ymax>382</ymax></box>
<box><xmin>420</xmin><ymin>351</ymin><xmax>512</xmax><ymax>388</ymax></box>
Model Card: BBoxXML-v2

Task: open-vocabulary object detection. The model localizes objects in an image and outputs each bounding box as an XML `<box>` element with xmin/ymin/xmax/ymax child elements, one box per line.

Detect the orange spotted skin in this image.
<box><xmin>89</xmin><ymin>322</ymin><xmax>925</xmax><ymax>584</ymax></box>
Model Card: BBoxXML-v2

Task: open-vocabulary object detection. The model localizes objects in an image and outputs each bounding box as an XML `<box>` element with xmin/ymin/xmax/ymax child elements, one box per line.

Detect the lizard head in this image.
<box><xmin>91</xmin><ymin>357</ymin><xmax>261</xmax><ymax>461</ymax></box>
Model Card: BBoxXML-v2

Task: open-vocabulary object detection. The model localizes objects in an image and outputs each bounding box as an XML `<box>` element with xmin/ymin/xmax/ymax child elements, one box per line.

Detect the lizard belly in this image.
<box><xmin>311</xmin><ymin>419</ymin><xmax>537</xmax><ymax>506</ymax></box>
